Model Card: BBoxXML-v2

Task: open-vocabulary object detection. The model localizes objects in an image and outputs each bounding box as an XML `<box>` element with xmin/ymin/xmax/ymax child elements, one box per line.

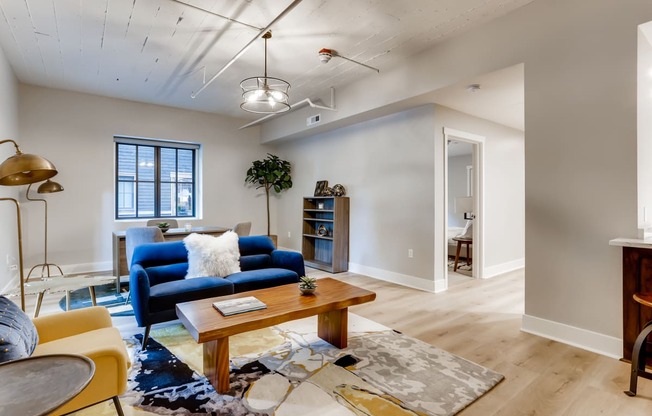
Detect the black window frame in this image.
<box><xmin>114</xmin><ymin>136</ymin><xmax>199</xmax><ymax>220</ymax></box>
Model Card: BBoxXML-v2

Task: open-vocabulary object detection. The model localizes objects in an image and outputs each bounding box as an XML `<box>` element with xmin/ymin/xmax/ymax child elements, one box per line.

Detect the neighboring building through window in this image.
<box><xmin>115</xmin><ymin>136</ymin><xmax>200</xmax><ymax>220</ymax></box>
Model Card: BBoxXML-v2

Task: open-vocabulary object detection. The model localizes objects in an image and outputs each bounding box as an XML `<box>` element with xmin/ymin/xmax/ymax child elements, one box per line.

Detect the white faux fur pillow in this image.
<box><xmin>183</xmin><ymin>231</ymin><xmax>241</xmax><ymax>278</ymax></box>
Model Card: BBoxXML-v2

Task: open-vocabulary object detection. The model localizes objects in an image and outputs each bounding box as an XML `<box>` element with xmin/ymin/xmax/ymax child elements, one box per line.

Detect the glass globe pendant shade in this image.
<box><xmin>240</xmin><ymin>31</ymin><xmax>290</xmax><ymax>114</ymax></box>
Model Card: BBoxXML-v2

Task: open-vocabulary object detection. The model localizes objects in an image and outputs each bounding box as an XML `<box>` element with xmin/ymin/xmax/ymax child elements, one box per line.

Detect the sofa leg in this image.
<box><xmin>113</xmin><ymin>396</ymin><xmax>125</xmax><ymax>416</ymax></box>
<box><xmin>142</xmin><ymin>325</ymin><xmax>151</xmax><ymax>349</ymax></box>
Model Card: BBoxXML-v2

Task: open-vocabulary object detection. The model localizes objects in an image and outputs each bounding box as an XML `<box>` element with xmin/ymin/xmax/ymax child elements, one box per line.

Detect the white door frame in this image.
<box><xmin>443</xmin><ymin>127</ymin><xmax>485</xmax><ymax>284</ymax></box>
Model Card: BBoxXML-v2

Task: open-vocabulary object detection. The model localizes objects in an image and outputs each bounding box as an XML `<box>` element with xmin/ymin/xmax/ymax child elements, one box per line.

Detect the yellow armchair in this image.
<box><xmin>32</xmin><ymin>306</ymin><xmax>130</xmax><ymax>416</ymax></box>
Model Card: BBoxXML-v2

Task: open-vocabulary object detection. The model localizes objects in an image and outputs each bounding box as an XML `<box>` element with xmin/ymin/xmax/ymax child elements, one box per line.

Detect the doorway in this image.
<box><xmin>443</xmin><ymin>127</ymin><xmax>485</xmax><ymax>287</ymax></box>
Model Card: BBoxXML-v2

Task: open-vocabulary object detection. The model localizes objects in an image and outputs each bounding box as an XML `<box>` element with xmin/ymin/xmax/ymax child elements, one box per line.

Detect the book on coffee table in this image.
<box><xmin>212</xmin><ymin>296</ymin><xmax>267</xmax><ymax>316</ymax></box>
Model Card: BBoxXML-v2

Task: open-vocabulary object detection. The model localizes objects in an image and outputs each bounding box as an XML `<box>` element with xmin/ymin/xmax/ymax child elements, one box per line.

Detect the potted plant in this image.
<box><xmin>299</xmin><ymin>276</ymin><xmax>317</xmax><ymax>295</ymax></box>
<box><xmin>157</xmin><ymin>222</ymin><xmax>170</xmax><ymax>233</ymax></box>
<box><xmin>245</xmin><ymin>153</ymin><xmax>293</xmax><ymax>239</ymax></box>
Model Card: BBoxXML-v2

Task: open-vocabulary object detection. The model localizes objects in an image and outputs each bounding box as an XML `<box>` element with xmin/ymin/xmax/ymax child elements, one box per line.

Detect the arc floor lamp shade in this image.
<box><xmin>0</xmin><ymin>140</ymin><xmax>57</xmax><ymax>185</ymax></box>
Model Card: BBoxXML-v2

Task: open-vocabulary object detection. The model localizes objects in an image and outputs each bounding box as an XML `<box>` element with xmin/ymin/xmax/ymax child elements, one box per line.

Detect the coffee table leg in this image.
<box><xmin>65</xmin><ymin>291</ymin><xmax>71</xmax><ymax>310</ymax></box>
<box><xmin>318</xmin><ymin>307</ymin><xmax>348</xmax><ymax>348</ymax></box>
<box><xmin>203</xmin><ymin>338</ymin><xmax>230</xmax><ymax>394</ymax></box>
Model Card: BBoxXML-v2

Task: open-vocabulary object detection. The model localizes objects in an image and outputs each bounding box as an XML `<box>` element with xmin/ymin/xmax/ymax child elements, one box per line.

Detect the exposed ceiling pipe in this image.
<box><xmin>170</xmin><ymin>0</ymin><xmax>262</xmax><ymax>31</ymax></box>
<box><xmin>239</xmin><ymin>87</ymin><xmax>336</xmax><ymax>129</ymax></box>
<box><xmin>191</xmin><ymin>0</ymin><xmax>304</xmax><ymax>99</ymax></box>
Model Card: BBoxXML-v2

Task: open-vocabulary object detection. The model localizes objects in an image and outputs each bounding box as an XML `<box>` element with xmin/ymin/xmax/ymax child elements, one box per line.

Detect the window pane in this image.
<box><xmin>160</xmin><ymin>148</ymin><xmax>177</xmax><ymax>183</ymax></box>
<box><xmin>178</xmin><ymin>149</ymin><xmax>193</xmax><ymax>182</ymax></box>
<box><xmin>138</xmin><ymin>146</ymin><xmax>155</xmax><ymax>181</ymax></box>
<box><xmin>160</xmin><ymin>182</ymin><xmax>176</xmax><ymax>217</ymax></box>
<box><xmin>117</xmin><ymin>144</ymin><xmax>136</xmax><ymax>178</ymax></box>
<box><xmin>137</xmin><ymin>182</ymin><xmax>155</xmax><ymax>217</ymax></box>
<box><xmin>117</xmin><ymin>181</ymin><xmax>135</xmax><ymax>218</ymax></box>
<box><xmin>178</xmin><ymin>183</ymin><xmax>193</xmax><ymax>216</ymax></box>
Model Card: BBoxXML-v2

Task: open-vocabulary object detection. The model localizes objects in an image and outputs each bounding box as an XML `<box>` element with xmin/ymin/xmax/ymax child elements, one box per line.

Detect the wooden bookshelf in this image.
<box><xmin>301</xmin><ymin>196</ymin><xmax>349</xmax><ymax>273</ymax></box>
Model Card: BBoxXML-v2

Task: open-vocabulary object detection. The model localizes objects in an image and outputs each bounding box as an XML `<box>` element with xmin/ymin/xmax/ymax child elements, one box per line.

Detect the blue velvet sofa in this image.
<box><xmin>129</xmin><ymin>235</ymin><xmax>305</xmax><ymax>346</ymax></box>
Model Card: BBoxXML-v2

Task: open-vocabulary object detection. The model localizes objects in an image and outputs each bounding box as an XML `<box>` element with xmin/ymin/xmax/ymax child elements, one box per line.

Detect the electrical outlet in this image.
<box><xmin>9</xmin><ymin>264</ymin><xmax>17</xmax><ymax>271</ymax></box>
<box><xmin>287</xmin><ymin>231</ymin><xmax>291</xmax><ymax>238</ymax></box>
<box><xmin>408</xmin><ymin>249</ymin><xmax>414</xmax><ymax>258</ymax></box>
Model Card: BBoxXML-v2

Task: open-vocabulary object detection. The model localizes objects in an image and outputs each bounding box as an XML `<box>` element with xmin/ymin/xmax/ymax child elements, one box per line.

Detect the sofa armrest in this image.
<box><xmin>129</xmin><ymin>265</ymin><xmax>152</xmax><ymax>327</ymax></box>
<box><xmin>33</xmin><ymin>306</ymin><xmax>112</xmax><ymax>344</ymax></box>
<box><xmin>271</xmin><ymin>250</ymin><xmax>306</xmax><ymax>277</ymax></box>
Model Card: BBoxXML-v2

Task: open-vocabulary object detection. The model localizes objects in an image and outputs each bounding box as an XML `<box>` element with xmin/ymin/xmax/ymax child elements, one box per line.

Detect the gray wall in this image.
<box><xmin>274</xmin><ymin>105</ymin><xmax>437</xmax><ymax>282</ymax></box>
<box><xmin>17</xmin><ymin>85</ymin><xmax>272</xmax><ymax>272</ymax></box>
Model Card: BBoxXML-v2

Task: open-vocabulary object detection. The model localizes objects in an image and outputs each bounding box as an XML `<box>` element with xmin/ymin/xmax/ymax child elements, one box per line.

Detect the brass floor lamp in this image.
<box><xmin>26</xmin><ymin>179</ymin><xmax>64</xmax><ymax>280</ymax></box>
<box><xmin>0</xmin><ymin>139</ymin><xmax>58</xmax><ymax>311</ymax></box>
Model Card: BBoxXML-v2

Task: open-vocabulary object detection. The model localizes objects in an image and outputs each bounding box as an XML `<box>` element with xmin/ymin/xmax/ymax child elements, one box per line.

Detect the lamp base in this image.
<box><xmin>27</xmin><ymin>263</ymin><xmax>64</xmax><ymax>281</ymax></box>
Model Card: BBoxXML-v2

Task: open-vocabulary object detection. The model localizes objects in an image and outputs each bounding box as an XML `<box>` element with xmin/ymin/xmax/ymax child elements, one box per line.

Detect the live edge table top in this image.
<box><xmin>175</xmin><ymin>277</ymin><xmax>377</xmax><ymax>344</ymax></box>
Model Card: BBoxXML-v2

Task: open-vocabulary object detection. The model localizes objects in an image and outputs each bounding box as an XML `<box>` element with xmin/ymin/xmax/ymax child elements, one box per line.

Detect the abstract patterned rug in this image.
<box><xmin>72</xmin><ymin>315</ymin><xmax>503</xmax><ymax>416</ymax></box>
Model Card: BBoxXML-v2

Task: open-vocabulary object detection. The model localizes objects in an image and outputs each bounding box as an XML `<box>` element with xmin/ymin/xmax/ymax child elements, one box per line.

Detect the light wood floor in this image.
<box><xmin>27</xmin><ymin>268</ymin><xmax>652</xmax><ymax>415</ymax></box>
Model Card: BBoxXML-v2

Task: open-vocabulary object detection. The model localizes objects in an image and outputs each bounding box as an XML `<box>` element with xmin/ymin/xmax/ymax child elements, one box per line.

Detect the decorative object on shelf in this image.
<box><xmin>317</xmin><ymin>224</ymin><xmax>329</xmax><ymax>237</ymax></box>
<box><xmin>322</xmin><ymin>186</ymin><xmax>333</xmax><ymax>196</ymax></box>
<box><xmin>0</xmin><ymin>139</ymin><xmax>58</xmax><ymax>312</ymax></box>
<box><xmin>240</xmin><ymin>31</ymin><xmax>290</xmax><ymax>114</ymax></box>
<box><xmin>317</xmin><ymin>202</ymin><xmax>324</xmax><ymax>210</ymax></box>
<box><xmin>298</xmin><ymin>276</ymin><xmax>317</xmax><ymax>295</ymax></box>
<box><xmin>332</xmin><ymin>184</ymin><xmax>346</xmax><ymax>196</ymax></box>
<box><xmin>314</xmin><ymin>180</ymin><xmax>328</xmax><ymax>196</ymax></box>
<box><xmin>26</xmin><ymin>179</ymin><xmax>65</xmax><ymax>280</ymax></box>
<box><xmin>157</xmin><ymin>222</ymin><xmax>170</xmax><ymax>233</ymax></box>
<box><xmin>245</xmin><ymin>154</ymin><xmax>292</xmax><ymax>236</ymax></box>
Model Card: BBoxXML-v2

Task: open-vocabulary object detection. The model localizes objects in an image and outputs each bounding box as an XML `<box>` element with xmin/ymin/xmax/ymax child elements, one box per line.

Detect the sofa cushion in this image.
<box><xmin>240</xmin><ymin>254</ymin><xmax>272</xmax><ymax>271</ymax></box>
<box><xmin>184</xmin><ymin>231</ymin><xmax>241</xmax><ymax>278</ymax></box>
<box><xmin>144</xmin><ymin>263</ymin><xmax>189</xmax><ymax>286</ymax></box>
<box><xmin>148</xmin><ymin>277</ymin><xmax>234</xmax><ymax>313</ymax></box>
<box><xmin>238</xmin><ymin>235</ymin><xmax>275</xmax><ymax>256</ymax></box>
<box><xmin>227</xmin><ymin>268</ymin><xmax>299</xmax><ymax>293</ymax></box>
<box><xmin>0</xmin><ymin>296</ymin><xmax>38</xmax><ymax>363</ymax></box>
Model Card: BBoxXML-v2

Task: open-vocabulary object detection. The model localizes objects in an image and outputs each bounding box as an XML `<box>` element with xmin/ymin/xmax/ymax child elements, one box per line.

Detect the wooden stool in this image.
<box><xmin>625</xmin><ymin>293</ymin><xmax>652</xmax><ymax>396</ymax></box>
<box><xmin>452</xmin><ymin>237</ymin><xmax>472</xmax><ymax>272</ymax></box>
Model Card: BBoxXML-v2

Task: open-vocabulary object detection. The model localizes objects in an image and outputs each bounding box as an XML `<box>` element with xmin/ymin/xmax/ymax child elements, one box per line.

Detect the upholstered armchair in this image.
<box><xmin>31</xmin><ymin>306</ymin><xmax>130</xmax><ymax>415</ymax></box>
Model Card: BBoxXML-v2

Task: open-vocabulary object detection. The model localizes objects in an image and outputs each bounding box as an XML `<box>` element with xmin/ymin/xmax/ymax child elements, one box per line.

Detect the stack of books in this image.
<box><xmin>212</xmin><ymin>296</ymin><xmax>267</xmax><ymax>316</ymax></box>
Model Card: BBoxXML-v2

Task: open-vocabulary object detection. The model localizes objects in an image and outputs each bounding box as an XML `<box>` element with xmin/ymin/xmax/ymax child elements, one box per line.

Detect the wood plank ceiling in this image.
<box><xmin>0</xmin><ymin>0</ymin><xmax>534</xmax><ymax>120</ymax></box>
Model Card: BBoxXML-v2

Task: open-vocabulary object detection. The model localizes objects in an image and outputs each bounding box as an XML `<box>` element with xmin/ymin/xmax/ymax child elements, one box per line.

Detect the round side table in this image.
<box><xmin>0</xmin><ymin>354</ymin><xmax>95</xmax><ymax>416</ymax></box>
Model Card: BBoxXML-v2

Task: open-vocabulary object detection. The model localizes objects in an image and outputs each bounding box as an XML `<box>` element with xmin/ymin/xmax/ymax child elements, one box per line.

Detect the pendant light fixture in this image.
<box><xmin>240</xmin><ymin>31</ymin><xmax>291</xmax><ymax>114</ymax></box>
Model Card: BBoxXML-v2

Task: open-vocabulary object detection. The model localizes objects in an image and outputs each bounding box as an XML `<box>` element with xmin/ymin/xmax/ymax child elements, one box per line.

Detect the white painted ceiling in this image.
<box><xmin>0</xmin><ymin>0</ymin><xmax>532</xmax><ymax>122</ymax></box>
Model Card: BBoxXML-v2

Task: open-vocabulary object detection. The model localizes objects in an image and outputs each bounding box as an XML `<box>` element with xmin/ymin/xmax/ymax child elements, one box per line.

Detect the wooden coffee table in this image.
<box><xmin>175</xmin><ymin>277</ymin><xmax>376</xmax><ymax>393</ymax></box>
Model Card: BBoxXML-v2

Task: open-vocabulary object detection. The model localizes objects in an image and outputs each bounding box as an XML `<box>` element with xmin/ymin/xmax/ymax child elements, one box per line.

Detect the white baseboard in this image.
<box><xmin>348</xmin><ymin>262</ymin><xmax>436</xmax><ymax>292</ymax></box>
<box><xmin>484</xmin><ymin>258</ymin><xmax>525</xmax><ymax>279</ymax></box>
<box><xmin>521</xmin><ymin>314</ymin><xmax>622</xmax><ymax>359</ymax></box>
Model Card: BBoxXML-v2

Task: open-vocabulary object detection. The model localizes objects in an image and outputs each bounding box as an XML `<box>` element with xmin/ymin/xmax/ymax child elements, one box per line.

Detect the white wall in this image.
<box><xmin>258</xmin><ymin>0</ymin><xmax>644</xmax><ymax>355</ymax></box>
<box><xmin>18</xmin><ymin>85</ymin><xmax>273</xmax><ymax>272</ymax></box>
<box><xmin>448</xmin><ymin>152</ymin><xmax>472</xmax><ymax>228</ymax></box>
<box><xmin>0</xmin><ymin>44</ymin><xmax>19</xmax><ymax>293</ymax></box>
<box><xmin>274</xmin><ymin>106</ymin><xmax>436</xmax><ymax>289</ymax></box>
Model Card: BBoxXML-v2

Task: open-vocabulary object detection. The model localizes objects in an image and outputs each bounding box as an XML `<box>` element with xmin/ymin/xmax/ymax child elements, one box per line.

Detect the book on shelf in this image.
<box><xmin>212</xmin><ymin>296</ymin><xmax>267</xmax><ymax>316</ymax></box>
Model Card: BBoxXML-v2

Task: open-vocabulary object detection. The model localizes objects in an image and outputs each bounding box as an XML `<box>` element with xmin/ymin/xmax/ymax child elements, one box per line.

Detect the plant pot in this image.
<box><xmin>299</xmin><ymin>286</ymin><xmax>316</xmax><ymax>295</ymax></box>
<box><xmin>159</xmin><ymin>227</ymin><xmax>169</xmax><ymax>233</ymax></box>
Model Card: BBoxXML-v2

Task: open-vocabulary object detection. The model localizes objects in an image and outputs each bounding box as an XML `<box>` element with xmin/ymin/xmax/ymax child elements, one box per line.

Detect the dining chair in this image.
<box><xmin>232</xmin><ymin>221</ymin><xmax>252</xmax><ymax>237</ymax></box>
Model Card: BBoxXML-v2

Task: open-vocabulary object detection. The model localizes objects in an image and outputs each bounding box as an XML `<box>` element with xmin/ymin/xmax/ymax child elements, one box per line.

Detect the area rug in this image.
<box><xmin>72</xmin><ymin>315</ymin><xmax>503</xmax><ymax>416</ymax></box>
<box><xmin>447</xmin><ymin>257</ymin><xmax>472</xmax><ymax>276</ymax></box>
